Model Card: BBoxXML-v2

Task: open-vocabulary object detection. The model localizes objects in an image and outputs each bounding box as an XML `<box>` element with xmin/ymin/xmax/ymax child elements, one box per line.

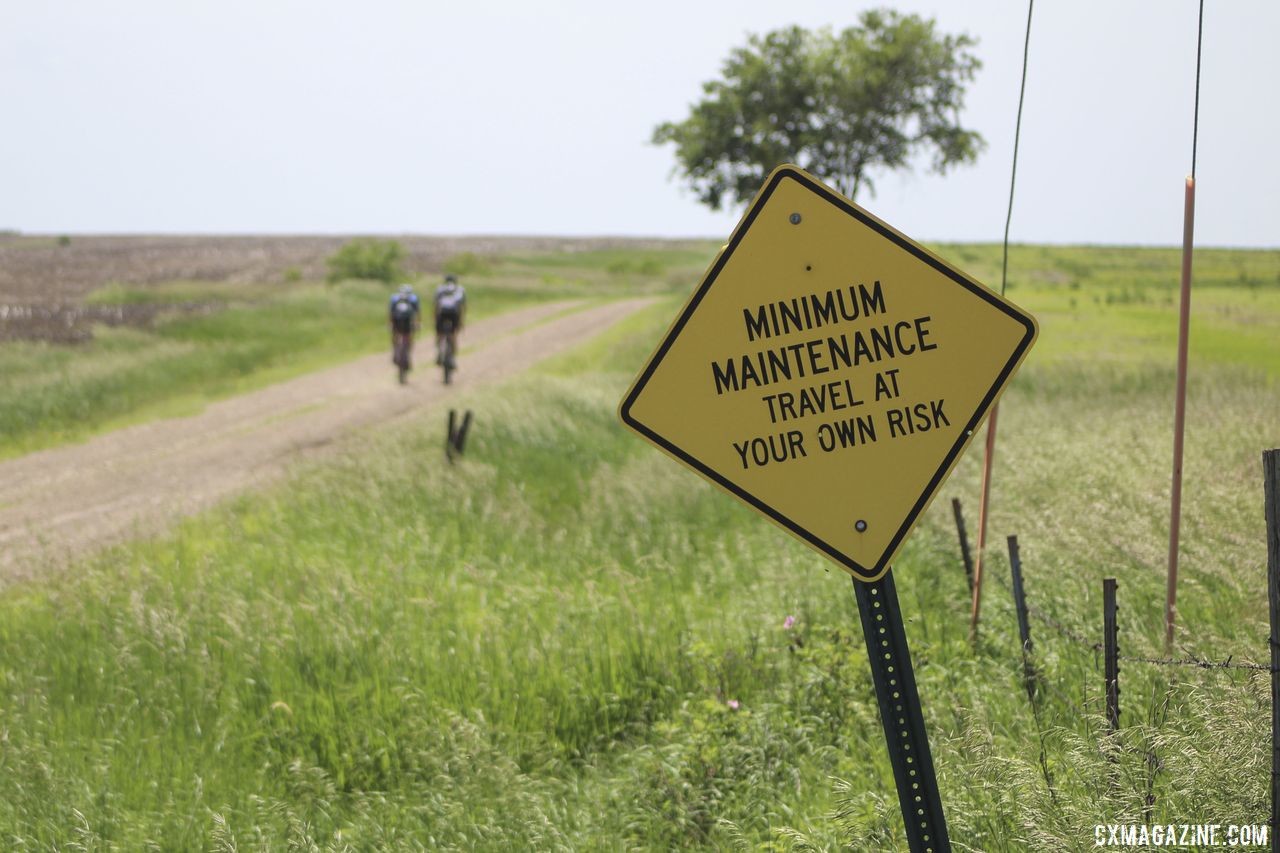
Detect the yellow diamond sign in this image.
<box><xmin>620</xmin><ymin>165</ymin><xmax>1037</xmax><ymax>582</ymax></box>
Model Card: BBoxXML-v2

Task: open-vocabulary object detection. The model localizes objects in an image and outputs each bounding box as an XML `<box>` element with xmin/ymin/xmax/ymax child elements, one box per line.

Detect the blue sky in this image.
<box><xmin>2</xmin><ymin>0</ymin><xmax>1275</xmax><ymax>246</ymax></box>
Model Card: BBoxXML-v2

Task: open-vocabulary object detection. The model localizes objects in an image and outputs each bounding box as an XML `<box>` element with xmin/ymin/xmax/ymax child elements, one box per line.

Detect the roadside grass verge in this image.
<box><xmin>0</xmin><ymin>244</ymin><xmax>1275</xmax><ymax>848</ymax></box>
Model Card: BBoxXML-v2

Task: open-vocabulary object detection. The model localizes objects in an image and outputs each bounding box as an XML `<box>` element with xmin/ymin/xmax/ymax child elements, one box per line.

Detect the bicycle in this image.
<box><xmin>393</xmin><ymin>331</ymin><xmax>413</xmax><ymax>384</ymax></box>
<box><xmin>437</xmin><ymin>318</ymin><xmax>458</xmax><ymax>385</ymax></box>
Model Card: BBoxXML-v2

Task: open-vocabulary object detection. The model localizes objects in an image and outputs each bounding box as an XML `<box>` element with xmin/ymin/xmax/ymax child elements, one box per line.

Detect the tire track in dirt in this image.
<box><xmin>0</xmin><ymin>298</ymin><xmax>652</xmax><ymax>583</ymax></box>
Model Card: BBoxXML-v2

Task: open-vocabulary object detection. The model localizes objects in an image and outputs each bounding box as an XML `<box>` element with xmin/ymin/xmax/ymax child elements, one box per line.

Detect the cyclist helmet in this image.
<box><xmin>444</xmin><ymin>274</ymin><xmax>458</xmax><ymax>285</ymax></box>
<box><xmin>398</xmin><ymin>283</ymin><xmax>414</xmax><ymax>295</ymax></box>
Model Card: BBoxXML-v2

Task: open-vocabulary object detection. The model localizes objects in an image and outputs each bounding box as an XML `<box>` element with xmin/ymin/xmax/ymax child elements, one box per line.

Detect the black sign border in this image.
<box><xmin>620</xmin><ymin>166</ymin><xmax>1037</xmax><ymax>582</ymax></box>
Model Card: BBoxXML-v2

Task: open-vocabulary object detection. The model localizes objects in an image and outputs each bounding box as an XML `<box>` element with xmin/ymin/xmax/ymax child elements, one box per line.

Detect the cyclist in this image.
<box><xmin>389</xmin><ymin>283</ymin><xmax>421</xmax><ymax>373</ymax></box>
<box><xmin>434</xmin><ymin>274</ymin><xmax>466</xmax><ymax>368</ymax></box>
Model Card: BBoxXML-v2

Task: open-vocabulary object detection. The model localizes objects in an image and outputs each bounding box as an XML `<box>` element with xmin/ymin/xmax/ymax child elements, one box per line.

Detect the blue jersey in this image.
<box><xmin>389</xmin><ymin>292</ymin><xmax>420</xmax><ymax>331</ymax></box>
<box><xmin>389</xmin><ymin>292</ymin><xmax>421</xmax><ymax>313</ymax></box>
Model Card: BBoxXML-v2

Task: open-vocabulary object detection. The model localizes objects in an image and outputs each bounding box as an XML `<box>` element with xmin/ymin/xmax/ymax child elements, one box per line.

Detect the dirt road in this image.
<box><xmin>0</xmin><ymin>298</ymin><xmax>651</xmax><ymax>584</ymax></box>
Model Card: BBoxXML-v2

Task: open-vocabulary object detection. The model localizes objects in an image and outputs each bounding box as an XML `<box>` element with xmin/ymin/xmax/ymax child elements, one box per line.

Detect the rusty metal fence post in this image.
<box><xmin>1262</xmin><ymin>449</ymin><xmax>1279</xmax><ymax>848</ymax></box>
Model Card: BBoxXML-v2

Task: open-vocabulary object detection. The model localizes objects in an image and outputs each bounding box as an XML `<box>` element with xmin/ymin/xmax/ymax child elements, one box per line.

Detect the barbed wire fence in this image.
<box><xmin>951</xmin><ymin>498</ymin><xmax>1277</xmax><ymax>679</ymax></box>
<box><xmin>948</xmin><ymin>449</ymin><xmax>1280</xmax><ymax>834</ymax></box>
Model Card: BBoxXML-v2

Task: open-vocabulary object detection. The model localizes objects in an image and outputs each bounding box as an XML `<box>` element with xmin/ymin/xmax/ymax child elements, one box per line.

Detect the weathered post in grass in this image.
<box><xmin>1263</xmin><ymin>449</ymin><xmax>1280</xmax><ymax>846</ymax></box>
<box><xmin>952</xmin><ymin>499</ymin><xmax>974</xmax><ymax>593</ymax></box>
<box><xmin>445</xmin><ymin>410</ymin><xmax>474</xmax><ymax>462</ymax></box>
<box><xmin>455</xmin><ymin>410</ymin><xmax>474</xmax><ymax>455</ymax></box>
<box><xmin>1007</xmin><ymin>535</ymin><xmax>1036</xmax><ymax>701</ymax></box>
<box><xmin>618</xmin><ymin>166</ymin><xmax>1038</xmax><ymax>853</ymax></box>
<box><xmin>1103</xmin><ymin>578</ymin><xmax>1120</xmax><ymax>732</ymax></box>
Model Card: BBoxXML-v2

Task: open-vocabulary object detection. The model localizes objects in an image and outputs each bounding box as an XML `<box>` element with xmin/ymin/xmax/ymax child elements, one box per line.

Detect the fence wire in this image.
<box><xmin>970</xmin><ymin>531</ymin><xmax>1276</xmax><ymax>674</ymax></box>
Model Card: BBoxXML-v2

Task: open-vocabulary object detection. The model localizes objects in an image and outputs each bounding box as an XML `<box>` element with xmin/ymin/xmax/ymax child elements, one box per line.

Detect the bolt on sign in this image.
<box><xmin>620</xmin><ymin>165</ymin><xmax>1037</xmax><ymax>582</ymax></box>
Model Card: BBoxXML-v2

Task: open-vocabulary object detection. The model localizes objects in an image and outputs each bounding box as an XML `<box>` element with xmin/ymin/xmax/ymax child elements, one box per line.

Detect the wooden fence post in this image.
<box><xmin>1008</xmin><ymin>535</ymin><xmax>1036</xmax><ymax>701</ymax></box>
<box><xmin>952</xmin><ymin>498</ymin><xmax>974</xmax><ymax>593</ymax></box>
<box><xmin>1262</xmin><ymin>449</ymin><xmax>1279</xmax><ymax>847</ymax></box>
<box><xmin>1103</xmin><ymin>578</ymin><xmax>1120</xmax><ymax>732</ymax></box>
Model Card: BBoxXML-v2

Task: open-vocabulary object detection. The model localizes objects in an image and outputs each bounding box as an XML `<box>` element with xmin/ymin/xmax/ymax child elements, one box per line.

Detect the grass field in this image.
<box><xmin>0</xmin><ymin>242</ymin><xmax>1277</xmax><ymax>849</ymax></box>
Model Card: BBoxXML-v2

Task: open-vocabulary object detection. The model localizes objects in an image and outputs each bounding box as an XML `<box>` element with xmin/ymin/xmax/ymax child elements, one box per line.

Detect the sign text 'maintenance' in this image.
<box><xmin>712</xmin><ymin>282</ymin><xmax>937</xmax><ymax>395</ymax></box>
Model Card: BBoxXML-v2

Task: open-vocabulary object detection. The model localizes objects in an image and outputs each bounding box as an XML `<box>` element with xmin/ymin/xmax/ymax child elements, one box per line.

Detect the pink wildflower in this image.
<box><xmin>783</xmin><ymin>615</ymin><xmax>796</xmax><ymax>630</ymax></box>
<box><xmin>727</xmin><ymin>699</ymin><xmax>740</xmax><ymax>710</ymax></box>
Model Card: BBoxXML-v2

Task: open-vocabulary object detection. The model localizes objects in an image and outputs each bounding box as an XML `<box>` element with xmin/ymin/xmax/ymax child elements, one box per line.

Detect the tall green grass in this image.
<box><xmin>0</xmin><ymin>245</ymin><xmax>1276</xmax><ymax>848</ymax></box>
<box><xmin>1</xmin><ymin>283</ymin><xmax>381</xmax><ymax>456</ymax></box>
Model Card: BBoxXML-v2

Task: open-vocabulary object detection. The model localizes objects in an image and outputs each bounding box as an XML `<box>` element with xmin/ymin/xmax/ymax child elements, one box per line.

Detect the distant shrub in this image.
<box><xmin>443</xmin><ymin>252</ymin><xmax>492</xmax><ymax>277</ymax></box>
<box><xmin>282</xmin><ymin>266</ymin><xmax>302</xmax><ymax>283</ymax></box>
<box><xmin>83</xmin><ymin>282</ymin><xmax>132</xmax><ymax>306</ymax></box>
<box><xmin>325</xmin><ymin>239</ymin><xmax>405</xmax><ymax>284</ymax></box>
<box><xmin>57</xmin><ymin>235</ymin><xmax>72</xmax><ymax>247</ymax></box>
<box><xmin>605</xmin><ymin>257</ymin><xmax>663</xmax><ymax>276</ymax></box>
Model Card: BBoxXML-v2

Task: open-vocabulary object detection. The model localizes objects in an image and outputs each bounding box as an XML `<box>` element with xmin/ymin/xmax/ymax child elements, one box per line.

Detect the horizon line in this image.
<box><xmin>3</xmin><ymin>230</ymin><xmax>1277</xmax><ymax>252</ymax></box>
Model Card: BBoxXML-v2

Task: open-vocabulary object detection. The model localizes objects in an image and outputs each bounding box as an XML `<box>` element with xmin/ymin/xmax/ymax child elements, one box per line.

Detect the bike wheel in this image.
<box><xmin>394</xmin><ymin>336</ymin><xmax>411</xmax><ymax>383</ymax></box>
<box><xmin>441</xmin><ymin>338</ymin><xmax>455</xmax><ymax>384</ymax></box>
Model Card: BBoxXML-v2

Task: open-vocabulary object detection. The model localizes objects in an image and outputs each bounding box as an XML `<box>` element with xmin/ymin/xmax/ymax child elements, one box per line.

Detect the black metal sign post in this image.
<box><xmin>853</xmin><ymin>570</ymin><xmax>951</xmax><ymax>852</ymax></box>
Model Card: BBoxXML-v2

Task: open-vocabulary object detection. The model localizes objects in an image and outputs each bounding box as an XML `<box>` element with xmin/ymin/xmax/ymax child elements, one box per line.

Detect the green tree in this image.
<box><xmin>325</xmin><ymin>238</ymin><xmax>406</xmax><ymax>284</ymax></box>
<box><xmin>652</xmin><ymin>10</ymin><xmax>984</xmax><ymax>208</ymax></box>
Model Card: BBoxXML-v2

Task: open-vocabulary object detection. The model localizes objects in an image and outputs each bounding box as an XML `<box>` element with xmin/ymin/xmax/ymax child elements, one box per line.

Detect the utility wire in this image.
<box><xmin>1191</xmin><ymin>0</ymin><xmax>1205</xmax><ymax>179</ymax></box>
<box><xmin>1000</xmin><ymin>0</ymin><xmax>1035</xmax><ymax>297</ymax></box>
<box><xmin>977</xmin><ymin>552</ymin><xmax>1272</xmax><ymax>672</ymax></box>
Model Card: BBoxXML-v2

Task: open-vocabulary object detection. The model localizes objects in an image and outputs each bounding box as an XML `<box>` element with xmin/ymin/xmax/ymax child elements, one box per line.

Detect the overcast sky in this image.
<box><xmin>3</xmin><ymin>1</ymin><xmax>1276</xmax><ymax>246</ymax></box>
